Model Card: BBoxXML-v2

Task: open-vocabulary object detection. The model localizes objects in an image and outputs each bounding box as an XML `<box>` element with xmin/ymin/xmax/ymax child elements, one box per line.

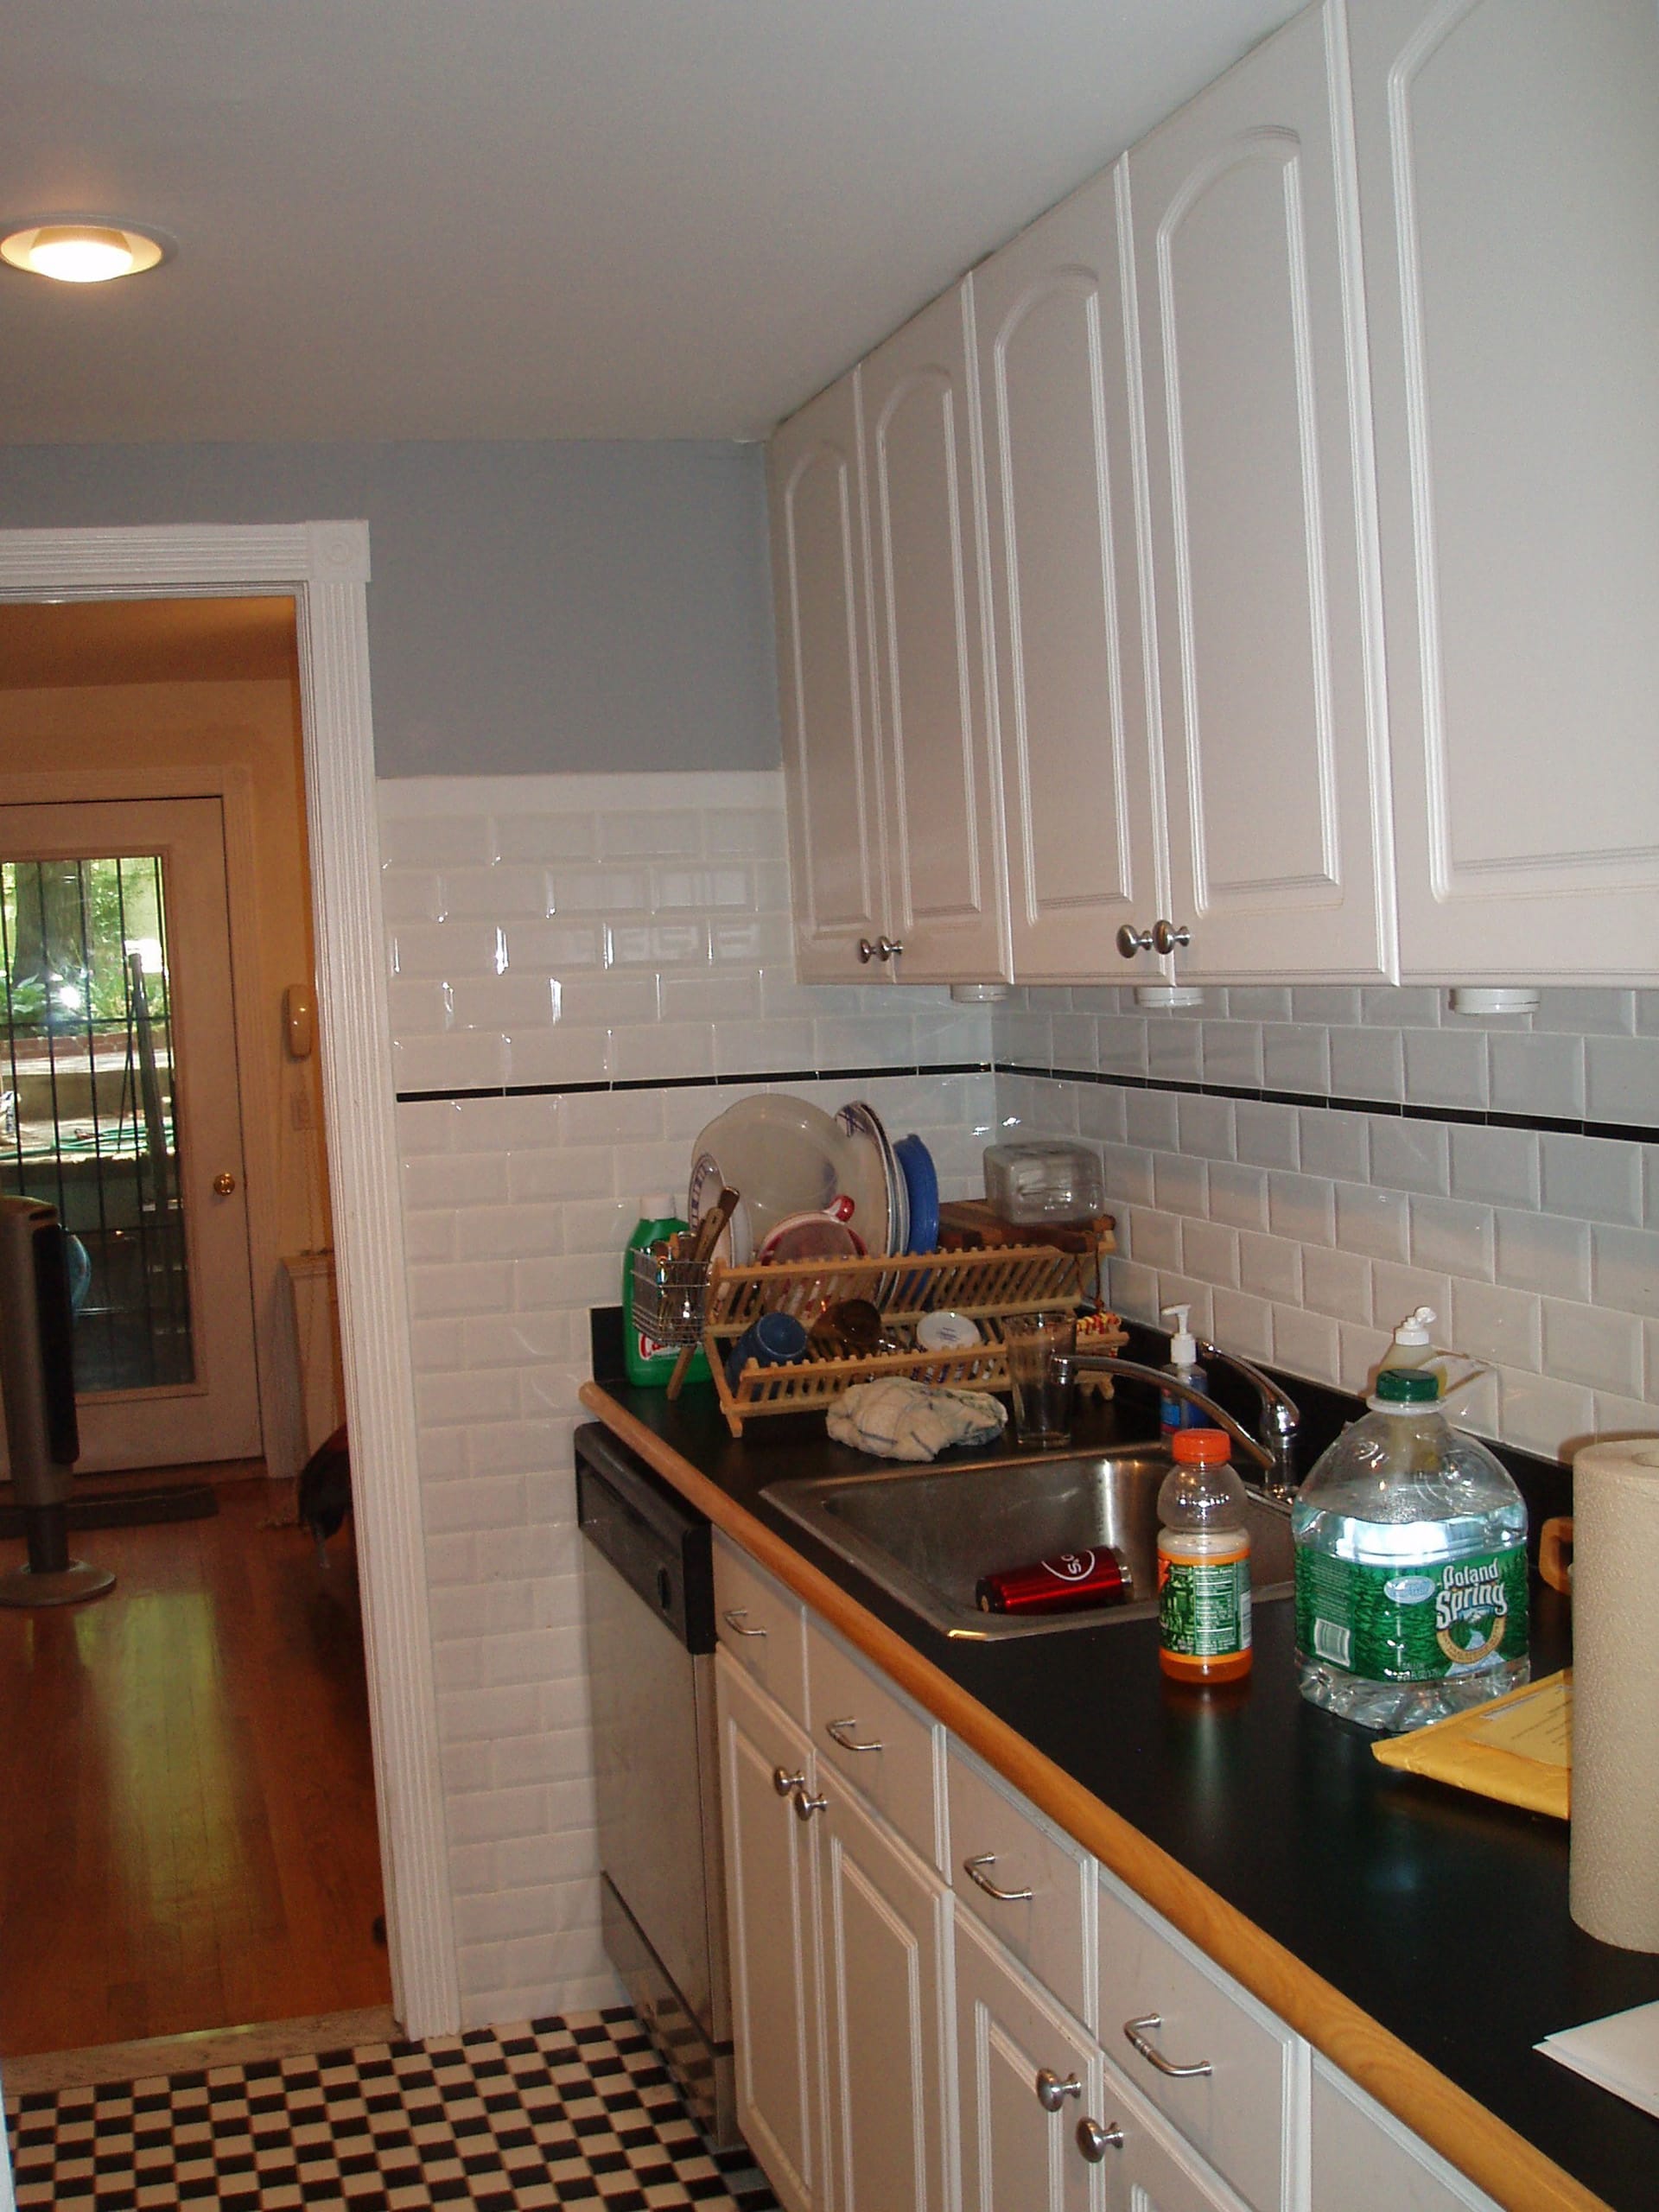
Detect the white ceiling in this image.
<box><xmin>3</xmin><ymin>0</ymin><xmax>1303</xmax><ymax>446</ymax></box>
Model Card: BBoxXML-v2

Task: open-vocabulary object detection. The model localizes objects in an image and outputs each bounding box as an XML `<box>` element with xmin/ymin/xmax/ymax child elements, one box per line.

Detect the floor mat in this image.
<box><xmin>4</xmin><ymin>2005</ymin><xmax>779</xmax><ymax>2209</ymax></box>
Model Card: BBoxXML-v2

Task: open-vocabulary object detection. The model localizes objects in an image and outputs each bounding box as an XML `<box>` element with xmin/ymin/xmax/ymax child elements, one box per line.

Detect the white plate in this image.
<box><xmin>831</xmin><ymin>1101</ymin><xmax>911</xmax><ymax>1265</ymax></box>
<box><xmin>691</xmin><ymin>1095</ymin><xmax>842</xmax><ymax>1251</ymax></box>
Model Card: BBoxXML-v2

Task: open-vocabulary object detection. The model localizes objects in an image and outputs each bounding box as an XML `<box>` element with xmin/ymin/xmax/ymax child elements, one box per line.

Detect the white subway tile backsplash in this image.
<box><xmin>1104</xmin><ymin>1145</ymin><xmax>1156</xmax><ymax>1210</ymax></box>
<box><xmin>1329</xmin><ymin>1024</ymin><xmax>1405</xmax><ymax>1103</ymax></box>
<box><xmin>1408</xmin><ymin>1195</ymin><xmax>1495</xmax><ymax>1282</ymax></box>
<box><xmin>1263</xmin><ymin>1023</ymin><xmax>1330</xmax><ymax>1096</ymax></box>
<box><xmin>1097</xmin><ymin>1014</ymin><xmax>1150</xmax><ymax>1076</ymax></box>
<box><xmin>1177</xmin><ymin>1092</ymin><xmax>1236</xmax><ymax>1160</ymax></box>
<box><xmin>1147</xmin><ymin>1019</ymin><xmax>1204</xmax><ymax>1083</ymax></box>
<box><xmin>1585</xmin><ymin>1034</ymin><xmax>1659</xmax><ymax>1126</ymax></box>
<box><xmin>1125</xmin><ymin>1090</ymin><xmax>1180</xmax><ymax>1150</ymax></box>
<box><xmin>1369</xmin><ymin>1116</ymin><xmax>1450</xmax><ymax>1196</ymax></box>
<box><xmin>1488</xmin><ymin>1031</ymin><xmax>1586</xmax><ymax>1121</ymax></box>
<box><xmin>1334</xmin><ymin>1181</ymin><xmax>1409</xmax><ymax>1262</ymax></box>
<box><xmin>1272</xmin><ymin>1304</ymin><xmax>1340</xmax><ymax>1385</ymax></box>
<box><xmin>1267</xmin><ymin>1170</ymin><xmax>1336</xmax><ymax>1247</ymax></box>
<box><xmin>1207</xmin><ymin>1160</ymin><xmax>1270</xmax><ymax>1232</ymax></box>
<box><xmin>1449</xmin><ymin>1279</ymin><xmax>1542</xmax><ymax>1370</ymax></box>
<box><xmin>1181</xmin><ymin>1218</ymin><xmax>1241</xmax><ymax>1287</ymax></box>
<box><xmin>1591</xmin><ymin>1224</ymin><xmax>1659</xmax><ymax>1319</ymax></box>
<box><xmin>1200</xmin><ymin>1021</ymin><xmax>1264</xmax><ymax>1088</ymax></box>
<box><xmin>1154</xmin><ymin>1150</ymin><xmax>1208</xmax><ymax>1216</ymax></box>
<box><xmin>1402</xmin><ymin>1027</ymin><xmax>1489</xmax><ymax>1111</ymax></box>
<box><xmin>1541</xmin><ymin>1300</ymin><xmax>1644</xmax><ymax>1396</ymax></box>
<box><xmin>1538</xmin><ymin>1131</ymin><xmax>1642</xmax><ymax>1224</ymax></box>
<box><xmin>1299</xmin><ymin>1107</ymin><xmax>1369</xmax><ymax>1184</ymax></box>
<box><xmin>1496</xmin><ymin>1368</ymin><xmax>1596</xmax><ymax>1459</ymax></box>
<box><xmin>1128</xmin><ymin>1206</ymin><xmax>1183</xmax><ymax>1271</ymax></box>
<box><xmin>1492</xmin><ymin>1208</ymin><xmax>1592</xmax><ymax>1301</ymax></box>
<box><xmin>1235</xmin><ymin>1099</ymin><xmax>1300</xmax><ymax>1171</ymax></box>
<box><xmin>1238</xmin><ymin>1230</ymin><xmax>1303</xmax><ymax>1303</ymax></box>
<box><xmin>1226</xmin><ymin>987</ymin><xmax>1292</xmax><ymax>1020</ymax></box>
<box><xmin>1300</xmin><ymin>1244</ymin><xmax>1372</xmax><ymax>1325</ymax></box>
<box><xmin>1292</xmin><ymin>986</ymin><xmax>1361</xmax><ymax>1025</ymax></box>
<box><xmin>1369</xmin><ymin>1259</ymin><xmax>1454</xmax><ymax>1338</ymax></box>
<box><xmin>1211</xmin><ymin>1287</ymin><xmax>1274</xmax><ymax>1361</ymax></box>
<box><xmin>1535</xmin><ymin>987</ymin><xmax>1637</xmax><ymax>1035</ymax></box>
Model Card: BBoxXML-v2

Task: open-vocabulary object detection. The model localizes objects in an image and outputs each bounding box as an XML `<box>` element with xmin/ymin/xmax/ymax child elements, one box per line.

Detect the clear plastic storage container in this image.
<box><xmin>983</xmin><ymin>1141</ymin><xmax>1104</xmax><ymax>1225</ymax></box>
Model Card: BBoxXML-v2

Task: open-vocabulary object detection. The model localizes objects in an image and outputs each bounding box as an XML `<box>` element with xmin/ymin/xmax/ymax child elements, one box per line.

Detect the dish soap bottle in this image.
<box><xmin>1157</xmin><ymin>1429</ymin><xmax>1252</xmax><ymax>1684</ymax></box>
<box><xmin>1159</xmin><ymin>1306</ymin><xmax>1208</xmax><ymax>1447</ymax></box>
<box><xmin>1293</xmin><ymin>1369</ymin><xmax>1529</xmax><ymax>1732</ymax></box>
<box><xmin>1373</xmin><ymin>1304</ymin><xmax>1440</xmax><ymax>1391</ymax></box>
<box><xmin>624</xmin><ymin>1194</ymin><xmax>708</xmax><ymax>1389</ymax></box>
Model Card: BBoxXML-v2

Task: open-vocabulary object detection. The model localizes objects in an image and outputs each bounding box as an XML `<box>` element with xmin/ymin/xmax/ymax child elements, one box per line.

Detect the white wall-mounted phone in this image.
<box><xmin>284</xmin><ymin>984</ymin><xmax>315</xmax><ymax>1059</ymax></box>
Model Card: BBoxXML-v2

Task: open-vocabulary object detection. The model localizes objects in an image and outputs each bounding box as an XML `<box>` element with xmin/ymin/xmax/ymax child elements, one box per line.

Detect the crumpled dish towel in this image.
<box><xmin>827</xmin><ymin>1378</ymin><xmax>1007</xmax><ymax>1463</ymax></box>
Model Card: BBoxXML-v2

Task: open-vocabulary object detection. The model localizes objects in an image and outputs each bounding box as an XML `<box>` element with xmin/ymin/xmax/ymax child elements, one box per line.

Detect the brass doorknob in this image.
<box><xmin>213</xmin><ymin>1172</ymin><xmax>238</xmax><ymax>1196</ymax></box>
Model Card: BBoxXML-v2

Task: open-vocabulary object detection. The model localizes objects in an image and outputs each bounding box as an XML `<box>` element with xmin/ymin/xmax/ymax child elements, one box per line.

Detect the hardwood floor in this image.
<box><xmin>0</xmin><ymin>1477</ymin><xmax>391</xmax><ymax>2057</ymax></box>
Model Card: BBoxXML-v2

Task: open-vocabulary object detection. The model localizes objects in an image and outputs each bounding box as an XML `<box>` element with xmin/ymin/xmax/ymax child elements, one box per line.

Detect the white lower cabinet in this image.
<box><xmin>714</xmin><ymin>1540</ymin><xmax>1506</xmax><ymax>2212</ymax></box>
<box><xmin>717</xmin><ymin>1649</ymin><xmax>828</xmax><ymax>2212</ymax></box>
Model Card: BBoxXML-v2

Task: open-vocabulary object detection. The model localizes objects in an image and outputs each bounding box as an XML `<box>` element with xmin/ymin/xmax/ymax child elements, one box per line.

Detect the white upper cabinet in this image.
<box><xmin>768</xmin><ymin>373</ymin><xmax>889</xmax><ymax>984</ymax></box>
<box><xmin>862</xmin><ymin>289</ymin><xmax>1011</xmax><ymax>984</ymax></box>
<box><xmin>1347</xmin><ymin>0</ymin><xmax>1659</xmax><ymax>982</ymax></box>
<box><xmin>1128</xmin><ymin>2</ymin><xmax>1395</xmax><ymax>983</ymax></box>
<box><xmin>974</xmin><ymin>161</ymin><xmax>1162</xmax><ymax>984</ymax></box>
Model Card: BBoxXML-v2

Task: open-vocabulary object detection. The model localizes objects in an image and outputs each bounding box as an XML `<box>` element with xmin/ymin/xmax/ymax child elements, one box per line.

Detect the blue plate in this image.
<box><xmin>894</xmin><ymin>1134</ymin><xmax>939</xmax><ymax>1255</ymax></box>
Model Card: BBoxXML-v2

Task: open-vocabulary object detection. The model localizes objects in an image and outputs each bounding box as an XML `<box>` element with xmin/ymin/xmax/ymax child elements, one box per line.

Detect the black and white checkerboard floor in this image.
<box><xmin>4</xmin><ymin>2006</ymin><xmax>780</xmax><ymax>2209</ymax></box>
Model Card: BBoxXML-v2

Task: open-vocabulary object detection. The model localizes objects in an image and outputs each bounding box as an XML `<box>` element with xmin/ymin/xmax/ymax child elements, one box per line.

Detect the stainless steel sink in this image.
<box><xmin>764</xmin><ymin>1447</ymin><xmax>1295</xmax><ymax>1640</ymax></box>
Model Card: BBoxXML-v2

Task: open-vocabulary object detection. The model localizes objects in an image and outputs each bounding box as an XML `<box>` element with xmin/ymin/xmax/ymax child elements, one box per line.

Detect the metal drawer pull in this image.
<box><xmin>1076</xmin><ymin>2117</ymin><xmax>1124</xmax><ymax>2162</ymax></box>
<box><xmin>722</xmin><ymin>1607</ymin><xmax>767</xmax><ymax>1639</ymax></box>
<box><xmin>772</xmin><ymin>1767</ymin><xmax>806</xmax><ymax>1800</ymax></box>
<box><xmin>963</xmin><ymin>1853</ymin><xmax>1035</xmax><ymax>1904</ymax></box>
<box><xmin>1123</xmin><ymin>2014</ymin><xmax>1212</xmax><ymax>2079</ymax></box>
<box><xmin>793</xmin><ymin>1788</ymin><xmax>829</xmax><ymax>1821</ymax></box>
<box><xmin>1034</xmin><ymin>2069</ymin><xmax>1082</xmax><ymax>2113</ymax></box>
<box><xmin>825</xmin><ymin>1717</ymin><xmax>883</xmax><ymax>1753</ymax></box>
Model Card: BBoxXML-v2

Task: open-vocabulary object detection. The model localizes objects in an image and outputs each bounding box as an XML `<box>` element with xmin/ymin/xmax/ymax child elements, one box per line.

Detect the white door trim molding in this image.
<box><xmin>0</xmin><ymin>521</ymin><xmax>460</xmax><ymax>2038</ymax></box>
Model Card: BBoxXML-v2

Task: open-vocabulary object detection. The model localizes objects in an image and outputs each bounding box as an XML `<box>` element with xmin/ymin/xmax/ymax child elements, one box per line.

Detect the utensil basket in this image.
<box><xmin>702</xmin><ymin>1238</ymin><xmax>1120</xmax><ymax>1436</ymax></box>
<box><xmin>628</xmin><ymin>1246</ymin><xmax>710</xmax><ymax>1351</ymax></box>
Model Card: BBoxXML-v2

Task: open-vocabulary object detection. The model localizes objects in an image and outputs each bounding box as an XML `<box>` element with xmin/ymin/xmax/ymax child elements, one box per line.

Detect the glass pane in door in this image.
<box><xmin>0</xmin><ymin>853</ymin><xmax>194</xmax><ymax>1394</ymax></box>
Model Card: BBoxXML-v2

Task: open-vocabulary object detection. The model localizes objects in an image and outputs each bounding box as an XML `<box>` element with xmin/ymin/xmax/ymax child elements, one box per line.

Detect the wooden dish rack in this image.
<box><xmin>702</xmin><ymin>1239</ymin><xmax>1122</xmax><ymax>1437</ymax></box>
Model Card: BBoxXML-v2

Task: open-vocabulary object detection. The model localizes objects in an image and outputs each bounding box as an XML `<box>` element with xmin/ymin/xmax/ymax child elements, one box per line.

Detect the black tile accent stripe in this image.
<box><xmin>395</xmin><ymin>1058</ymin><xmax>995</xmax><ymax>1106</ymax></box>
<box><xmin>992</xmin><ymin>1059</ymin><xmax>1659</xmax><ymax>1149</ymax></box>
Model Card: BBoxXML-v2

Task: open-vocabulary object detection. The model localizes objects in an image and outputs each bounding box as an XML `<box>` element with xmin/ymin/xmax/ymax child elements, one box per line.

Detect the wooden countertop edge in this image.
<box><xmin>579</xmin><ymin>1385</ymin><xmax>1610</xmax><ymax>2212</ymax></box>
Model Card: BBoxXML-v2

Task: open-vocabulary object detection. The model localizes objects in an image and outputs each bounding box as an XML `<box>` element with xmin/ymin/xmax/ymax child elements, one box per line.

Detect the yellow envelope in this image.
<box><xmin>1370</xmin><ymin>1670</ymin><xmax>1571</xmax><ymax>1818</ymax></box>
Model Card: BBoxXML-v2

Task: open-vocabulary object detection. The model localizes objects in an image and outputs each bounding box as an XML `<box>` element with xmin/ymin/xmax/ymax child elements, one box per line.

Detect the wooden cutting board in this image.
<box><xmin>937</xmin><ymin>1200</ymin><xmax>1116</xmax><ymax>1255</ymax></box>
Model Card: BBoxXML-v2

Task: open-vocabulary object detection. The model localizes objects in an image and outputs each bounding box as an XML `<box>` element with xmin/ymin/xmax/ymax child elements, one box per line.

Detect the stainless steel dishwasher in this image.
<box><xmin>575</xmin><ymin>1422</ymin><xmax>735</xmax><ymax>2146</ymax></box>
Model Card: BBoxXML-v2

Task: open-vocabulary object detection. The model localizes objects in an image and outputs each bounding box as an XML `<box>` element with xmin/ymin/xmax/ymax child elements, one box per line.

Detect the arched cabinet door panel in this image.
<box><xmin>768</xmin><ymin>374</ymin><xmax>890</xmax><ymax>983</ymax></box>
<box><xmin>1130</xmin><ymin>1</ymin><xmax>1396</xmax><ymax>983</ymax></box>
<box><xmin>862</xmin><ymin>288</ymin><xmax>1011</xmax><ymax>984</ymax></box>
<box><xmin>1350</xmin><ymin>0</ymin><xmax>1659</xmax><ymax>981</ymax></box>
<box><xmin>974</xmin><ymin>160</ymin><xmax>1162</xmax><ymax>984</ymax></box>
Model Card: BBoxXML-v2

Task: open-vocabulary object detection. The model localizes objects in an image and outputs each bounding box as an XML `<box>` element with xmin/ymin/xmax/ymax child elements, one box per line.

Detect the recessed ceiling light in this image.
<box><xmin>0</xmin><ymin>219</ymin><xmax>173</xmax><ymax>283</ymax></box>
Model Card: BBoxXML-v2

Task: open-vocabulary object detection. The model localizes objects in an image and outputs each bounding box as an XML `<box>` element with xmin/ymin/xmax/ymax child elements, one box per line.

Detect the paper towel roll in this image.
<box><xmin>1569</xmin><ymin>1438</ymin><xmax>1659</xmax><ymax>1952</ymax></box>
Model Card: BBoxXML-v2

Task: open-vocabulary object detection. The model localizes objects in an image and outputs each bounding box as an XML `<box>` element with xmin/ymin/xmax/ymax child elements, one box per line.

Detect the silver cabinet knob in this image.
<box><xmin>792</xmin><ymin>1787</ymin><xmax>829</xmax><ymax>1821</ymax></box>
<box><xmin>213</xmin><ymin>1172</ymin><xmax>238</xmax><ymax>1196</ymax></box>
<box><xmin>1151</xmin><ymin>918</ymin><xmax>1192</xmax><ymax>956</ymax></box>
<box><xmin>1076</xmin><ymin>2117</ymin><xmax>1124</xmax><ymax>2162</ymax></box>
<box><xmin>878</xmin><ymin>935</ymin><xmax>904</xmax><ymax>961</ymax></box>
<box><xmin>772</xmin><ymin>1766</ymin><xmax>805</xmax><ymax>1800</ymax></box>
<box><xmin>858</xmin><ymin>938</ymin><xmax>880</xmax><ymax>964</ymax></box>
<box><xmin>1034</xmin><ymin>2069</ymin><xmax>1082</xmax><ymax>2113</ymax></box>
<box><xmin>1123</xmin><ymin>2014</ymin><xmax>1212</xmax><ymax>2078</ymax></box>
<box><xmin>1116</xmin><ymin>924</ymin><xmax>1155</xmax><ymax>958</ymax></box>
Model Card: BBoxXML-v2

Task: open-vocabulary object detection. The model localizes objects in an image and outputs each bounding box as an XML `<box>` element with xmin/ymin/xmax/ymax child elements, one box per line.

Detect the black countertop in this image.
<box><xmin>584</xmin><ymin>1372</ymin><xmax>1659</xmax><ymax>2212</ymax></box>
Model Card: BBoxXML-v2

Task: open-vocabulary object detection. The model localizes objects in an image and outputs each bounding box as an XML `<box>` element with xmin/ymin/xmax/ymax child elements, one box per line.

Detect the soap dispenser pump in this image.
<box><xmin>1159</xmin><ymin>1305</ymin><xmax>1208</xmax><ymax>1446</ymax></box>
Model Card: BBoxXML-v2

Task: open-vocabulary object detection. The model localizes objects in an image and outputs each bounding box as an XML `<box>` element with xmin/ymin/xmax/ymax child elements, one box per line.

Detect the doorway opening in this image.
<box><xmin>0</xmin><ymin>595</ymin><xmax>391</xmax><ymax>2062</ymax></box>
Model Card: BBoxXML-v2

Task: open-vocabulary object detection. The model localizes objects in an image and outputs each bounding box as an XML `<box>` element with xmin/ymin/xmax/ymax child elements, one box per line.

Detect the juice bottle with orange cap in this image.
<box><xmin>1157</xmin><ymin>1428</ymin><xmax>1252</xmax><ymax>1683</ymax></box>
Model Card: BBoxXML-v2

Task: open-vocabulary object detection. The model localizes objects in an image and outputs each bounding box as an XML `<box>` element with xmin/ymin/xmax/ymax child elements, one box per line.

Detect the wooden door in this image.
<box><xmin>974</xmin><ymin>163</ymin><xmax>1162</xmax><ymax>982</ymax></box>
<box><xmin>1349</xmin><ymin>0</ymin><xmax>1659</xmax><ymax>981</ymax></box>
<box><xmin>769</xmin><ymin>372</ymin><xmax>890</xmax><ymax>983</ymax></box>
<box><xmin>862</xmin><ymin>287</ymin><xmax>1011</xmax><ymax>983</ymax></box>
<box><xmin>955</xmin><ymin>1911</ymin><xmax>1101</xmax><ymax>2212</ymax></box>
<box><xmin>0</xmin><ymin>798</ymin><xmax>260</xmax><ymax>1469</ymax></box>
<box><xmin>818</xmin><ymin>1772</ymin><xmax>952</xmax><ymax>2212</ymax></box>
<box><xmin>1130</xmin><ymin>1</ymin><xmax>1395</xmax><ymax>982</ymax></box>
<box><xmin>716</xmin><ymin>1650</ymin><xmax>826</xmax><ymax>2212</ymax></box>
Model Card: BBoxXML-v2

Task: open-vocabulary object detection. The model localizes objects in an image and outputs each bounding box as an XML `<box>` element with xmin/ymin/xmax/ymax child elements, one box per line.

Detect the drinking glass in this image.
<box><xmin>1003</xmin><ymin>1310</ymin><xmax>1077</xmax><ymax>1447</ymax></box>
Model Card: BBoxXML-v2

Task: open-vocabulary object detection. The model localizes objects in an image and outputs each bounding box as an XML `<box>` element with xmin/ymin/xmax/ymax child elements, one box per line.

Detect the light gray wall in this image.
<box><xmin>0</xmin><ymin>442</ymin><xmax>781</xmax><ymax>777</ymax></box>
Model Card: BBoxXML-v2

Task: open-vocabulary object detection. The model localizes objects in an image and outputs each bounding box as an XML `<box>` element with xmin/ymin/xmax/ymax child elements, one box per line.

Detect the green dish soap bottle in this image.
<box><xmin>1293</xmin><ymin>1368</ymin><xmax>1529</xmax><ymax>1733</ymax></box>
<box><xmin>624</xmin><ymin>1193</ymin><xmax>709</xmax><ymax>1389</ymax></box>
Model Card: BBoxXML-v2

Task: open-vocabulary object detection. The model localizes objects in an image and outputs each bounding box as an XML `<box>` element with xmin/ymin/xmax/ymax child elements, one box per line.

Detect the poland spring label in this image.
<box><xmin>1294</xmin><ymin>1547</ymin><xmax>1529</xmax><ymax>1681</ymax></box>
